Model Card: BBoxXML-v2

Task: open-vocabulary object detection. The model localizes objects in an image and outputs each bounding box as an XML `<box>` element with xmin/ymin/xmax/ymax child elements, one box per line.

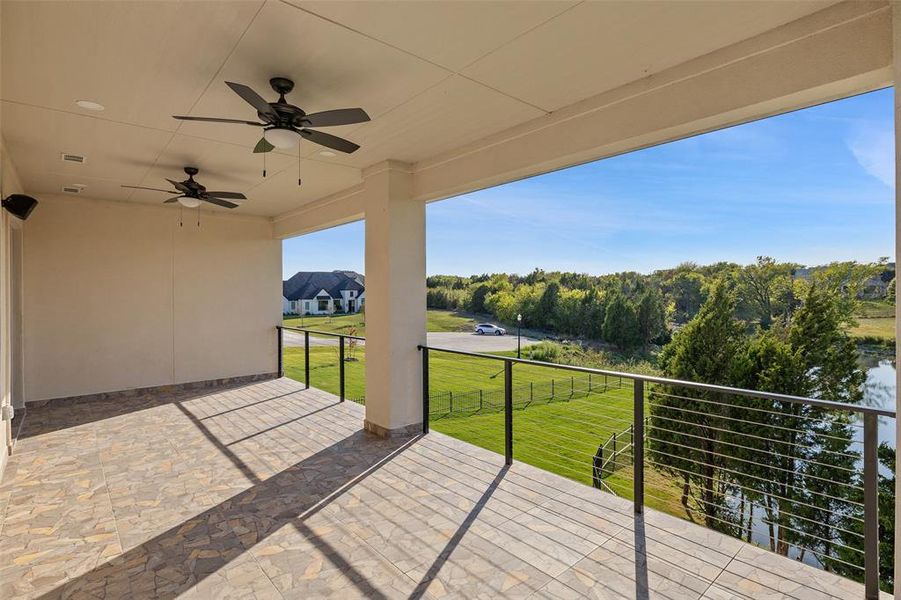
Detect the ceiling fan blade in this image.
<box><xmin>164</xmin><ymin>196</ymin><xmax>183</xmax><ymax>203</ymax></box>
<box><xmin>166</xmin><ymin>179</ymin><xmax>191</xmax><ymax>194</ymax></box>
<box><xmin>226</xmin><ymin>82</ymin><xmax>276</xmax><ymax>119</ymax></box>
<box><xmin>300</xmin><ymin>129</ymin><xmax>360</xmax><ymax>154</ymax></box>
<box><xmin>206</xmin><ymin>191</ymin><xmax>246</xmax><ymax>200</ymax></box>
<box><xmin>121</xmin><ymin>185</ymin><xmax>179</xmax><ymax>193</ymax></box>
<box><xmin>202</xmin><ymin>196</ymin><xmax>239</xmax><ymax>209</ymax></box>
<box><xmin>253</xmin><ymin>137</ymin><xmax>275</xmax><ymax>154</ymax></box>
<box><xmin>173</xmin><ymin>115</ymin><xmax>263</xmax><ymax>126</ymax></box>
<box><xmin>302</xmin><ymin>108</ymin><xmax>370</xmax><ymax>128</ymax></box>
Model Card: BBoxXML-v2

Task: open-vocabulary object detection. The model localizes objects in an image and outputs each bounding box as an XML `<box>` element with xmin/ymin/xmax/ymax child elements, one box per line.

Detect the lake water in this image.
<box><xmin>861</xmin><ymin>352</ymin><xmax>896</xmax><ymax>448</ymax></box>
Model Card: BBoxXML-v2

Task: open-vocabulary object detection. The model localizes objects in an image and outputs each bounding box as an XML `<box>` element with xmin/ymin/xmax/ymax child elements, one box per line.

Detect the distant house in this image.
<box><xmin>791</xmin><ymin>263</ymin><xmax>895</xmax><ymax>299</ymax></box>
<box><xmin>283</xmin><ymin>271</ymin><xmax>365</xmax><ymax>315</ymax></box>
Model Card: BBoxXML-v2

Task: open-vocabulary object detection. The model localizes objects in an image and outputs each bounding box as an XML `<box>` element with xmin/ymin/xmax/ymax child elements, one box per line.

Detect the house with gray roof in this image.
<box><xmin>282</xmin><ymin>271</ymin><xmax>365</xmax><ymax>315</ymax></box>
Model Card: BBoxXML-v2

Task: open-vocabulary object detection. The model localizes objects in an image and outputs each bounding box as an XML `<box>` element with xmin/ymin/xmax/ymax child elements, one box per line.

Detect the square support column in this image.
<box><xmin>363</xmin><ymin>161</ymin><xmax>426</xmax><ymax>436</ymax></box>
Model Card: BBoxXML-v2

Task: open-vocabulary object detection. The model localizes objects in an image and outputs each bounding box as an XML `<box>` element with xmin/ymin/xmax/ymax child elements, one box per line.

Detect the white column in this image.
<box><xmin>363</xmin><ymin>161</ymin><xmax>426</xmax><ymax>436</ymax></box>
<box><xmin>894</xmin><ymin>3</ymin><xmax>901</xmax><ymax>598</ymax></box>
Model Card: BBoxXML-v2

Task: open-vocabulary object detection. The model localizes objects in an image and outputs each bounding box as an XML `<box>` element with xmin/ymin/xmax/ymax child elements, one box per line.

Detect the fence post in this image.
<box><xmin>449</xmin><ymin>391</ymin><xmax>454</xmax><ymax>413</ymax></box>
<box><xmin>304</xmin><ymin>331</ymin><xmax>310</xmax><ymax>389</ymax></box>
<box><xmin>338</xmin><ymin>335</ymin><xmax>345</xmax><ymax>401</ymax></box>
<box><xmin>633</xmin><ymin>379</ymin><xmax>644</xmax><ymax>514</ymax></box>
<box><xmin>612</xmin><ymin>434</ymin><xmax>616</xmax><ymax>476</ymax></box>
<box><xmin>551</xmin><ymin>379</ymin><xmax>555</xmax><ymax>398</ymax></box>
<box><xmin>277</xmin><ymin>327</ymin><xmax>284</xmax><ymax>378</ymax></box>
<box><xmin>421</xmin><ymin>348</ymin><xmax>429</xmax><ymax>434</ymax></box>
<box><xmin>504</xmin><ymin>360</ymin><xmax>513</xmax><ymax>465</ymax></box>
<box><xmin>479</xmin><ymin>389</ymin><xmax>483</xmax><ymax>411</ymax></box>
<box><xmin>530</xmin><ymin>381</ymin><xmax>533</xmax><ymax>402</ymax></box>
<box><xmin>588</xmin><ymin>373</ymin><xmax>592</xmax><ymax>393</ymax></box>
<box><xmin>863</xmin><ymin>413</ymin><xmax>879</xmax><ymax>600</ymax></box>
<box><xmin>570</xmin><ymin>376</ymin><xmax>574</xmax><ymax>396</ymax></box>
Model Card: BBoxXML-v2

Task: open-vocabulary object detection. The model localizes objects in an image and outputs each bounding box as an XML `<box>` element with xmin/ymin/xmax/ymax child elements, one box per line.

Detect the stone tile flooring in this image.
<box><xmin>0</xmin><ymin>377</ymin><xmax>884</xmax><ymax>599</ymax></box>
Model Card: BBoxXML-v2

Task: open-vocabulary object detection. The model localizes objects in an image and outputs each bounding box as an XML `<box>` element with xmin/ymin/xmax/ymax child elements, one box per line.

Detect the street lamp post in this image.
<box><xmin>517</xmin><ymin>313</ymin><xmax>522</xmax><ymax>359</ymax></box>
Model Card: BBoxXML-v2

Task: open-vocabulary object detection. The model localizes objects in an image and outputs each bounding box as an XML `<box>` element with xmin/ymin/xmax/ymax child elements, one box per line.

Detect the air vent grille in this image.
<box><xmin>60</xmin><ymin>153</ymin><xmax>86</xmax><ymax>164</ymax></box>
<box><xmin>61</xmin><ymin>186</ymin><xmax>84</xmax><ymax>194</ymax></box>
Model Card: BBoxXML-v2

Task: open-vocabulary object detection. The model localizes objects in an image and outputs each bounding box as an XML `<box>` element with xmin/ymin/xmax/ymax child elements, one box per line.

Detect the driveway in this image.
<box><xmin>283</xmin><ymin>330</ymin><xmax>539</xmax><ymax>352</ymax></box>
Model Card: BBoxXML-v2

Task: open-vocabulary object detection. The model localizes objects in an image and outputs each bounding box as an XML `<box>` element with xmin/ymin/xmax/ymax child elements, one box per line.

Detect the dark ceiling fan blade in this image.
<box><xmin>206</xmin><ymin>191</ymin><xmax>246</xmax><ymax>200</ymax></box>
<box><xmin>300</xmin><ymin>129</ymin><xmax>360</xmax><ymax>154</ymax></box>
<box><xmin>302</xmin><ymin>108</ymin><xmax>370</xmax><ymax>128</ymax></box>
<box><xmin>253</xmin><ymin>137</ymin><xmax>275</xmax><ymax>154</ymax></box>
<box><xmin>226</xmin><ymin>82</ymin><xmax>277</xmax><ymax>119</ymax></box>
<box><xmin>166</xmin><ymin>179</ymin><xmax>191</xmax><ymax>194</ymax></box>
<box><xmin>164</xmin><ymin>196</ymin><xmax>183</xmax><ymax>203</ymax></box>
<box><xmin>201</xmin><ymin>196</ymin><xmax>239</xmax><ymax>209</ymax></box>
<box><xmin>173</xmin><ymin>115</ymin><xmax>263</xmax><ymax>126</ymax></box>
<box><xmin>121</xmin><ymin>185</ymin><xmax>179</xmax><ymax>193</ymax></box>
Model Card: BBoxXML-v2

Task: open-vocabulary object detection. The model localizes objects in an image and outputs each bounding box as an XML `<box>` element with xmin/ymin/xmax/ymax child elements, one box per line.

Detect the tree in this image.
<box><xmin>636</xmin><ymin>288</ymin><xmax>666</xmax><ymax>346</ymax></box>
<box><xmin>468</xmin><ymin>283</ymin><xmax>490</xmax><ymax>314</ymax></box>
<box><xmin>602</xmin><ymin>292</ymin><xmax>640</xmax><ymax>350</ymax></box>
<box><xmin>535</xmin><ymin>280</ymin><xmax>561</xmax><ymax>330</ymax></box>
<box><xmin>650</xmin><ymin>282</ymin><xmax>748</xmax><ymax>531</ymax></box>
<box><xmin>736</xmin><ymin>256</ymin><xmax>795</xmax><ymax>328</ymax></box>
<box><xmin>668</xmin><ymin>271</ymin><xmax>706</xmax><ymax>323</ymax></box>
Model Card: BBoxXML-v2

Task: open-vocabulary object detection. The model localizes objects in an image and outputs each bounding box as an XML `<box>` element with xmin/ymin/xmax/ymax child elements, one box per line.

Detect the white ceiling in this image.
<box><xmin>1</xmin><ymin>0</ymin><xmax>837</xmax><ymax>217</ymax></box>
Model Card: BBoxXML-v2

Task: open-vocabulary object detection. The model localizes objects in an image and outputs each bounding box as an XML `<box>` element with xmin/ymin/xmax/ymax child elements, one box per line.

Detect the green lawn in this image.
<box><xmin>283</xmin><ymin>343</ymin><xmax>688</xmax><ymax>519</ymax></box>
<box><xmin>849</xmin><ymin>317</ymin><xmax>895</xmax><ymax>341</ymax></box>
<box><xmin>283</xmin><ymin>309</ymin><xmax>476</xmax><ymax>336</ymax></box>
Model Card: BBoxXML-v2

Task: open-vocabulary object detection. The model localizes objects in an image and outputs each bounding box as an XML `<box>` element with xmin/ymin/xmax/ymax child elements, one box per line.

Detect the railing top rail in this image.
<box><xmin>278</xmin><ymin>325</ymin><xmax>366</xmax><ymax>341</ymax></box>
<box><xmin>418</xmin><ymin>344</ymin><xmax>896</xmax><ymax>418</ymax></box>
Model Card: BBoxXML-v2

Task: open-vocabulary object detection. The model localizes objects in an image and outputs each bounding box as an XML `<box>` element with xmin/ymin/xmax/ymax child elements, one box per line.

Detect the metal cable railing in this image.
<box><xmin>417</xmin><ymin>344</ymin><xmax>895</xmax><ymax>600</ymax></box>
<box><xmin>277</xmin><ymin>325</ymin><xmax>365</xmax><ymax>403</ymax></box>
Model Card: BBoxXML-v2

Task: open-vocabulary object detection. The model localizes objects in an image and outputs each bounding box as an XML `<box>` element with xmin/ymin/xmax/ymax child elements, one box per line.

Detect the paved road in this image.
<box><xmin>283</xmin><ymin>330</ymin><xmax>539</xmax><ymax>352</ymax></box>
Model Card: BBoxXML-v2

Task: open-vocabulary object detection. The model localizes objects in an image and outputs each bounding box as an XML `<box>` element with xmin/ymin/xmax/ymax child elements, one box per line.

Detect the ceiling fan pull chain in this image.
<box><xmin>263</xmin><ymin>132</ymin><xmax>267</xmax><ymax>178</ymax></box>
<box><xmin>179</xmin><ymin>206</ymin><xmax>183</xmax><ymax>227</ymax></box>
<box><xmin>297</xmin><ymin>143</ymin><xmax>302</xmax><ymax>186</ymax></box>
<box><xmin>197</xmin><ymin>207</ymin><xmax>201</xmax><ymax>228</ymax></box>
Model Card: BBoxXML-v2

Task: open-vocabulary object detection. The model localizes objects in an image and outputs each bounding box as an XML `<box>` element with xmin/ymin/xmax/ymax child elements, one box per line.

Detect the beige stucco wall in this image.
<box><xmin>21</xmin><ymin>194</ymin><xmax>281</xmax><ymax>402</ymax></box>
<box><xmin>0</xmin><ymin>136</ymin><xmax>25</xmax><ymax>474</ymax></box>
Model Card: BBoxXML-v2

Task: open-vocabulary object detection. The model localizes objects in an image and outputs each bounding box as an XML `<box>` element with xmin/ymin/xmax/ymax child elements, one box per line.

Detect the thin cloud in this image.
<box><xmin>849</xmin><ymin>125</ymin><xmax>894</xmax><ymax>188</ymax></box>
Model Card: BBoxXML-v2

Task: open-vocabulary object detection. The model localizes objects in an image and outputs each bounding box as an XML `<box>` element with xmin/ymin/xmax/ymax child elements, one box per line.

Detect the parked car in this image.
<box><xmin>475</xmin><ymin>323</ymin><xmax>506</xmax><ymax>336</ymax></box>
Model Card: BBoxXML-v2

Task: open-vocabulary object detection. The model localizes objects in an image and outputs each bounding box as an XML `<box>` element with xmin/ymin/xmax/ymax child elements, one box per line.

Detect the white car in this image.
<box><xmin>475</xmin><ymin>323</ymin><xmax>506</xmax><ymax>336</ymax></box>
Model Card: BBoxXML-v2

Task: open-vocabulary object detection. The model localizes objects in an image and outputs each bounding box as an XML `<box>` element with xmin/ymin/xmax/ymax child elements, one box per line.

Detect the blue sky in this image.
<box><xmin>283</xmin><ymin>88</ymin><xmax>894</xmax><ymax>278</ymax></box>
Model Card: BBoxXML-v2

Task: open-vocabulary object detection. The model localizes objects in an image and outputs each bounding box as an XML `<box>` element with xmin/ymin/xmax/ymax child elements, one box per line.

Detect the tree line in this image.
<box><xmin>426</xmin><ymin>258</ymin><xmax>893</xmax><ymax>351</ymax></box>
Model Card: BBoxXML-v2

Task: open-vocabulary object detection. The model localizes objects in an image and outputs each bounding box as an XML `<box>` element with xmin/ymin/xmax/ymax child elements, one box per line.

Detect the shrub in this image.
<box><xmin>528</xmin><ymin>341</ymin><xmax>562</xmax><ymax>363</ymax></box>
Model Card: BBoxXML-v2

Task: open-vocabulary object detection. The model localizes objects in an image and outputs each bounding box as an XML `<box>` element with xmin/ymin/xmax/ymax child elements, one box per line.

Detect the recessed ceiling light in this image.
<box><xmin>75</xmin><ymin>100</ymin><xmax>105</xmax><ymax>111</ymax></box>
<box><xmin>319</xmin><ymin>151</ymin><xmax>336</xmax><ymax>158</ymax></box>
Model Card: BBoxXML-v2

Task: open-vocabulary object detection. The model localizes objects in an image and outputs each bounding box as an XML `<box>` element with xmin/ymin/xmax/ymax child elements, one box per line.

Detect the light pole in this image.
<box><xmin>517</xmin><ymin>313</ymin><xmax>522</xmax><ymax>359</ymax></box>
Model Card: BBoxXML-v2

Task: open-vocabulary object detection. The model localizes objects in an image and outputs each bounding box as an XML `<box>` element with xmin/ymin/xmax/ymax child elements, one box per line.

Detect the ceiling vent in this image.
<box><xmin>60</xmin><ymin>153</ymin><xmax>86</xmax><ymax>164</ymax></box>
<box><xmin>61</xmin><ymin>185</ymin><xmax>85</xmax><ymax>194</ymax></box>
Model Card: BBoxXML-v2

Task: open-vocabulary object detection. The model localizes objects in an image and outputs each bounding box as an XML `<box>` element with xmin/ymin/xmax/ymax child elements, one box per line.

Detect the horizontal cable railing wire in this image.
<box><xmin>417</xmin><ymin>343</ymin><xmax>895</xmax><ymax>600</ymax></box>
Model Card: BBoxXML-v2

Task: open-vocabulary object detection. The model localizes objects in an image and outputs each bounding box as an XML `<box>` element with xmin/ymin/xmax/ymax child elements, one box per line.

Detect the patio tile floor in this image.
<box><xmin>0</xmin><ymin>377</ymin><xmax>884</xmax><ymax>599</ymax></box>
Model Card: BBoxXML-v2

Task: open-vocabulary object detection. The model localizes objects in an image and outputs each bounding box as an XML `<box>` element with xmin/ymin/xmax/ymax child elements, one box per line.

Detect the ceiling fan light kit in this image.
<box><xmin>173</xmin><ymin>77</ymin><xmax>369</xmax><ymax>156</ymax></box>
<box><xmin>121</xmin><ymin>166</ymin><xmax>246</xmax><ymax>212</ymax></box>
<box><xmin>266</xmin><ymin>127</ymin><xmax>301</xmax><ymax>149</ymax></box>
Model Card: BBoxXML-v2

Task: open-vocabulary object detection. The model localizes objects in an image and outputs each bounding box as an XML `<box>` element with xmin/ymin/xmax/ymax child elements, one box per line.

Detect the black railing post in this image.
<box><xmin>504</xmin><ymin>360</ymin><xmax>513</xmax><ymax>466</ymax></box>
<box><xmin>339</xmin><ymin>335</ymin><xmax>345</xmax><ymax>401</ymax></box>
<box><xmin>633</xmin><ymin>379</ymin><xmax>644</xmax><ymax>514</ymax></box>
<box><xmin>863</xmin><ymin>413</ymin><xmax>879</xmax><ymax>600</ymax></box>
<box><xmin>304</xmin><ymin>331</ymin><xmax>310</xmax><ymax>389</ymax></box>
<box><xmin>421</xmin><ymin>347</ymin><xmax>429</xmax><ymax>434</ymax></box>
<box><xmin>277</xmin><ymin>326</ymin><xmax>284</xmax><ymax>378</ymax></box>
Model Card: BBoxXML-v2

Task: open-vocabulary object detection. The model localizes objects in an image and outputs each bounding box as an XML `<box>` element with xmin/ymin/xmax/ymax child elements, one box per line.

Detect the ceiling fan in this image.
<box><xmin>121</xmin><ymin>167</ymin><xmax>246</xmax><ymax>209</ymax></box>
<box><xmin>173</xmin><ymin>77</ymin><xmax>369</xmax><ymax>154</ymax></box>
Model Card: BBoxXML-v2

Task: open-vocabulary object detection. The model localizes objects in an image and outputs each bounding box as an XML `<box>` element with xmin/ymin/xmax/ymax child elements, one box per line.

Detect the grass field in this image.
<box><xmin>283</xmin><ymin>309</ymin><xmax>476</xmax><ymax>336</ymax></box>
<box><xmin>849</xmin><ymin>317</ymin><xmax>895</xmax><ymax>341</ymax></box>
